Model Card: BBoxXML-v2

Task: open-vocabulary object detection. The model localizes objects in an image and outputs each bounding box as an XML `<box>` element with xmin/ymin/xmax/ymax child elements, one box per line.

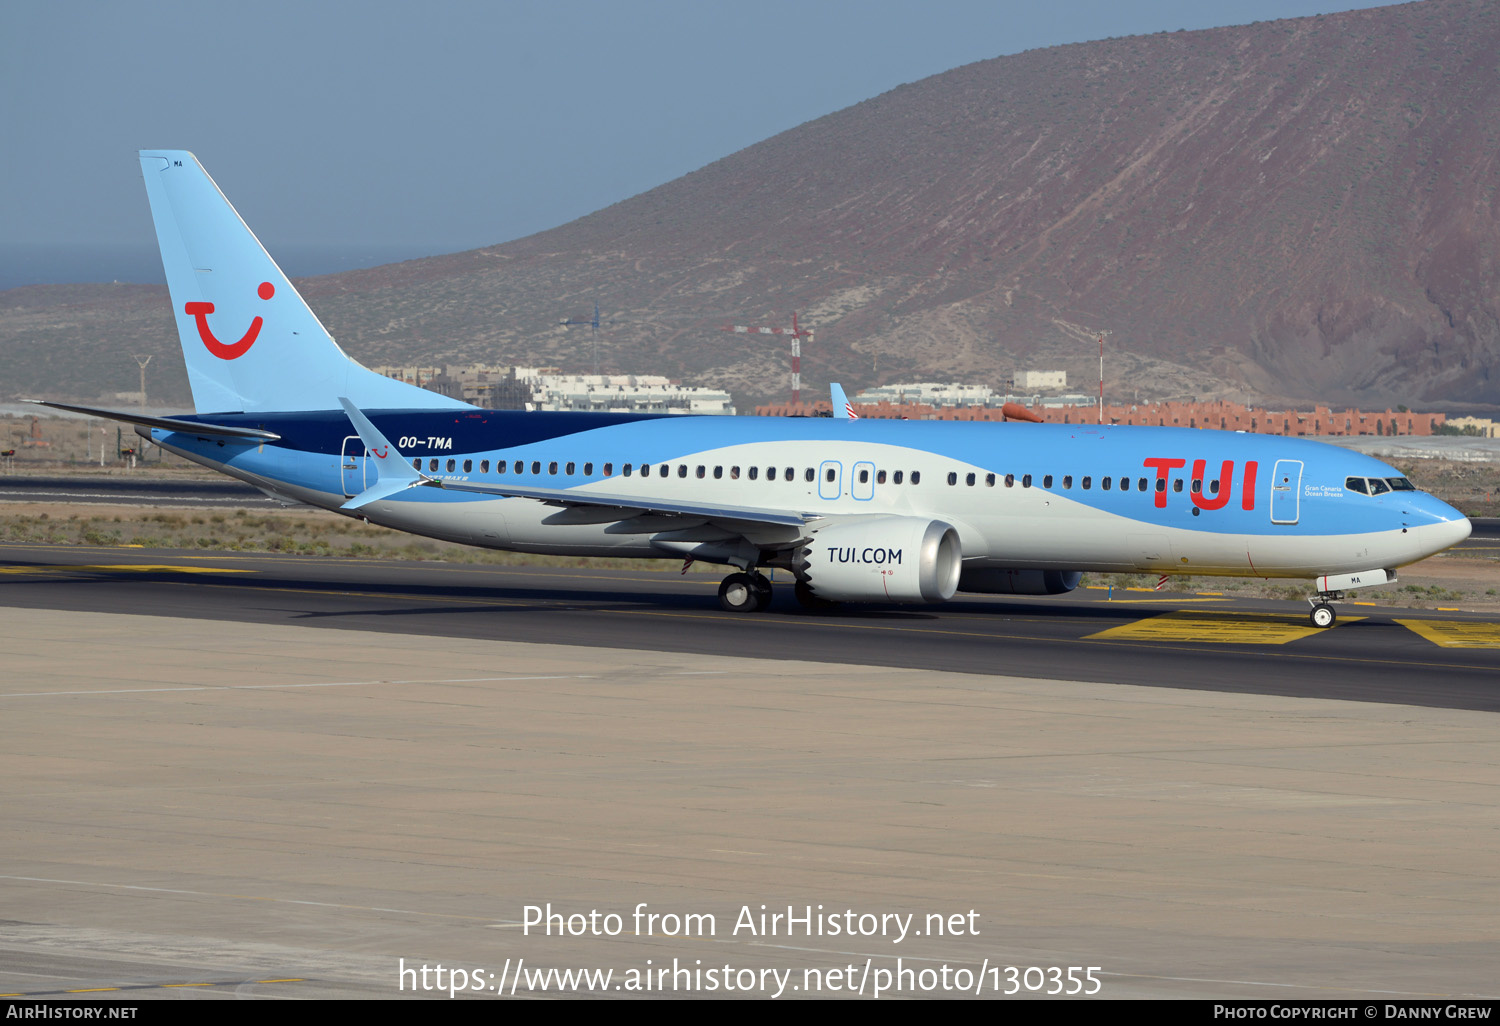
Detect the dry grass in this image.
<box><xmin>0</xmin><ymin>503</ymin><xmax>712</xmax><ymax>574</ymax></box>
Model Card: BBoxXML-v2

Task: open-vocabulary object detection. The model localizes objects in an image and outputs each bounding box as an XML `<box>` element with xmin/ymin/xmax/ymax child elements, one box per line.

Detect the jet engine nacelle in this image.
<box><xmin>796</xmin><ymin>516</ymin><xmax>962</xmax><ymax>603</ymax></box>
<box><xmin>958</xmin><ymin>568</ymin><xmax>1082</xmax><ymax>595</ymax></box>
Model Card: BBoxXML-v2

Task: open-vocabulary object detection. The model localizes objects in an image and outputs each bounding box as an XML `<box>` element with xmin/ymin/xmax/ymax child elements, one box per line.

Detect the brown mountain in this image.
<box><xmin>4</xmin><ymin>0</ymin><xmax>1498</xmax><ymax>410</ymax></box>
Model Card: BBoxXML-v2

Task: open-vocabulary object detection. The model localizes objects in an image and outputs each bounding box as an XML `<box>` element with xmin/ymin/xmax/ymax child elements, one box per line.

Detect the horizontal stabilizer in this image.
<box><xmin>22</xmin><ymin>399</ymin><xmax>281</xmax><ymax>441</ymax></box>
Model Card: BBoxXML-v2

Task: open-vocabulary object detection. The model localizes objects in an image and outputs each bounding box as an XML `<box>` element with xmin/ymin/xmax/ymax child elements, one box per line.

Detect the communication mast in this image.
<box><xmin>720</xmin><ymin>313</ymin><xmax>812</xmax><ymax>405</ymax></box>
<box><xmin>1093</xmin><ymin>331</ymin><xmax>1111</xmax><ymax>424</ymax></box>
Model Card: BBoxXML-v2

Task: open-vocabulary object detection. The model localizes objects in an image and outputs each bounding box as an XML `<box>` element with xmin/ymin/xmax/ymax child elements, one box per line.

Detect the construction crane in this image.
<box><xmin>719</xmin><ymin>313</ymin><xmax>812</xmax><ymax>406</ymax></box>
<box><xmin>560</xmin><ymin>302</ymin><xmax>614</xmax><ymax>375</ymax></box>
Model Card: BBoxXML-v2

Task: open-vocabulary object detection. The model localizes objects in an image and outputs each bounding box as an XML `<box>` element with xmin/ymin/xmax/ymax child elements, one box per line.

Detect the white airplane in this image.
<box><xmin>29</xmin><ymin>151</ymin><xmax>1472</xmax><ymax>626</ymax></box>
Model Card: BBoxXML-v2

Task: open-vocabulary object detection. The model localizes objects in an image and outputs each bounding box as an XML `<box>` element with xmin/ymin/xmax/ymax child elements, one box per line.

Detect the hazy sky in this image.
<box><xmin>2</xmin><ymin>0</ymin><xmax>1392</xmax><ymax>285</ymax></box>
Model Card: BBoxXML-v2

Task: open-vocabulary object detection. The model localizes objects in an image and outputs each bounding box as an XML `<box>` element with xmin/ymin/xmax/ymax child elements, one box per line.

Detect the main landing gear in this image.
<box><xmin>719</xmin><ymin>571</ymin><xmax>773</xmax><ymax>612</ymax></box>
<box><xmin>1308</xmin><ymin>591</ymin><xmax>1343</xmax><ymax>628</ymax></box>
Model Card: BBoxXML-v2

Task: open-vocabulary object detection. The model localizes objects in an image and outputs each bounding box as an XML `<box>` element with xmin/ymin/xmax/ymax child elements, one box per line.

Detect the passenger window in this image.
<box><xmin>1063</xmin><ymin>475</ymin><xmax>1072</xmax><ymax>489</ymax></box>
<box><xmin>986</xmin><ymin>473</ymin><xmax>995</xmax><ymax>487</ymax></box>
<box><xmin>548</xmin><ymin>461</ymin><xmax>558</xmax><ymax>475</ymax></box>
<box><xmin>480</xmin><ymin>460</ymin><xmax>490</xmax><ymax>473</ymax></box>
<box><xmin>768</xmin><ymin>467</ymin><xmax>778</xmax><ymax>481</ymax></box>
<box><xmin>1005</xmin><ymin>474</ymin><xmax>1015</xmax><ymax>488</ymax></box>
<box><xmin>966</xmin><ymin>472</ymin><xmax>975</xmax><ymax>486</ymax></box>
<box><xmin>1120</xmin><ymin>477</ymin><xmax>1130</xmax><ymax>491</ymax></box>
<box><xmin>1155</xmin><ymin>478</ymin><xmax>1166</xmax><ymax>492</ymax></box>
<box><xmin>663</xmin><ymin>465</ymin><xmax>673</xmax><ymax>478</ymax></box>
<box><xmin>1022</xmin><ymin>474</ymin><xmax>1032</xmax><ymax>488</ymax></box>
<box><xmin>1368</xmin><ymin>478</ymin><xmax>1390</xmax><ymax>495</ymax></box>
<box><xmin>826</xmin><ymin>468</ymin><xmax>836</xmax><ymax>483</ymax></box>
<box><xmin>804</xmin><ymin>468</ymin><xmax>814</xmax><ymax>482</ymax></box>
<box><xmin>1043</xmin><ymin>475</ymin><xmax>1053</xmax><ymax>488</ymax></box>
<box><xmin>513</xmin><ymin>461</ymin><xmax>522</xmax><ymax>474</ymax></box>
<box><xmin>1103</xmin><ymin>477</ymin><xmax>1112</xmax><ymax>491</ymax></box>
<box><xmin>1173</xmin><ymin>479</ymin><xmax>1182</xmax><ymax>492</ymax></box>
<box><xmin>911</xmin><ymin>471</ymin><xmax>921</xmax><ymax>485</ymax></box>
<box><xmin>429</xmin><ymin>459</ymin><xmax>439</xmax><ymax>472</ymax></box>
<box><xmin>1082</xmin><ymin>476</ymin><xmax>1091</xmax><ymax>489</ymax></box>
<box><xmin>714</xmin><ymin>466</ymin><xmax>723</xmax><ymax>479</ymax></box>
<box><xmin>893</xmin><ymin>471</ymin><xmax>904</xmax><ymax>485</ymax></box>
<box><xmin>878</xmin><ymin>470</ymin><xmax>887</xmax><ymax>484</ymax></box>
<box><xmin>676</xmin><ymin>465</ymin><xmax>686</xmax><ymax>478</ymax></box>
<box><xmin>583</xmin><ymin>462</ymin><xmax>592</xmax><ymax>475</ymax></box>
<box><xmin>785</xmin><ymin>467</ymin><xmax>793</xmax><ymax>480</ymax></box>
<box><xmin>603</xmin><ymin>463</ymin><xmax>612</xmax><ymax>476</ymax></box>
<box><xmin>696</xmin><ymin>465</ymin><xmax>705</xmax><ymax>478</ymax></box>
<box><xmin>566</xmin><ymin>462</ymin><xmax>575</xmax><ymax>475</ymax></box>
<box><xmin>446</xmin><ymin>459</ymin><xmax>457</xmax><ymax>472</ymax></box>
<box><xmin>412</xmin><ymin>459</ymin><xmax>420</xmax><ymax>471</ymax></box>
<box><xmin>1138</xmin><ymin>478</ymin><xmax>1147</xmax><ymax>491</ymax></box>
<box><xmin>639</xmin><ymin>463</ymin><xmax>650</xmax><ymax>476</ymax></box>
<box><xmin>731</xmin><ymin>466</ymin><xmax>740</xmax><ymax>480</ymax></box>
<box><xmin>749</xmin><ymin>466</ymin><xmax>759</xmax><ymax>481</ymax></box>
<box><xmin>947</xmin><ymin>472</ymin><xmax>958</xmax><ymax>486</ymax></box>
<box><xmin>531</xmin><ymin>461</ymin><xmax>541</xmax><ymax>475</ymax></box>
<box><xmin>1209</xmin><ymin>480</ymin><xmax>1220</xmax><ymax>494</ymax></box>
<box><xmin>1191</xmin><ymin>479</ymin><xmax>1201</xmax><ymax>493</ymax></box>
<box><xmin>463</xmin><ymin>459</ymin><xmax>473</xmax><ymax>473</ymax></box>
<box><xmin>623</xmin><ymin>464</ymin><xmax>633</xmax><ymax>477</ymax></box>
<box><xmin>860</xmin><ymin>469</ymin><xmax>871</xmax><ymax>484</ymax></box>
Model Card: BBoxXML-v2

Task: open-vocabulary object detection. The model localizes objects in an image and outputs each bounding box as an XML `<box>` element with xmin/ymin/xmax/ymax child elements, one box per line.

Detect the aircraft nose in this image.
<box><xmin>1414</xmin><ymin>512</ymin><xmax>1471</xmax><ymax>558</ymax></box>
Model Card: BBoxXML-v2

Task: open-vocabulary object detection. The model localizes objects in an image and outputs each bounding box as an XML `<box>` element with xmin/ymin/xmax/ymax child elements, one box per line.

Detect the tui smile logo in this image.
<box><xmin>185</xmin><ymin>281</ymin><xmax>274</xmax><ymax>360</ymax></box>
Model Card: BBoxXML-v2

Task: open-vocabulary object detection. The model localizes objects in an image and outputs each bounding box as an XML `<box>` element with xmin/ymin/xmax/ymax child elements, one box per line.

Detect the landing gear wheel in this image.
<box><xmin>1310</xmin><ymin>603</ymin><xmax>1336</xmax><ymax>628</ymax></box>
<box><xmin>748</xmin><ymin>572</ymin><xmax>773</xmax><ymax>611</ymax></box>
<box><xmin>719</xmin><ymin>573</ymin><xmax>759</xmax><ymax>613</ymax></box>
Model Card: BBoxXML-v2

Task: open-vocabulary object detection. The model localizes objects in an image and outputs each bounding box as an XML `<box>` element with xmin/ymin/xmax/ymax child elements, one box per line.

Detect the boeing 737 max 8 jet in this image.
<box><xmin>28</xmin><ymin>151</ymin><xmax>1473</xmax><ymax>626</ymax></box>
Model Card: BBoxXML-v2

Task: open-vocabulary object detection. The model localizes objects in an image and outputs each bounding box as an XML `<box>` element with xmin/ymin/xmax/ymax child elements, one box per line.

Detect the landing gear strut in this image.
<box><xmin>719</xmin><ymin>571</ymin><xmax>773</xmax><ymax>612</ymax></box>
<box><xmin>1308</xmin><ymin>590</ymin><xmax>1343</xmax><ymax>628</ymax></box>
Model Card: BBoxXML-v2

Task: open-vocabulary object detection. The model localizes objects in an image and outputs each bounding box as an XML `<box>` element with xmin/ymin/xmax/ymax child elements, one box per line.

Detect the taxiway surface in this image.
<box><xmin>2</xmin><ymin>545</ymin><xmax>1498</xmax><ymax>1000</ymax></box>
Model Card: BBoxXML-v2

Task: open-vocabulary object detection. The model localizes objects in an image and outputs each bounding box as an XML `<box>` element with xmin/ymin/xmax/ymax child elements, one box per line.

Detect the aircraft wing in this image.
<box><xmin>336</xmin><ymin>398</ymin><xmax>815</xmax><ymax>529</ymax></box>
<box><xmin>426</xmin><ymin>477</ymin><xmax>815</xmax><ymax>527</ymax></box>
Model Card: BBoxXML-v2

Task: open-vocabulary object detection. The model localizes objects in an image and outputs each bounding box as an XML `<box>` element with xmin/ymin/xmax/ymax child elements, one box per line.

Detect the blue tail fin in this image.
<box><xmin>139</xmin><ymin>150</ymin><xmax>470</xmax><ymax>414</ymax></box>
<box><xmin>830</xmin><ymin>382</ymin><xmax>857</xmax><ymax>420</ymax></box>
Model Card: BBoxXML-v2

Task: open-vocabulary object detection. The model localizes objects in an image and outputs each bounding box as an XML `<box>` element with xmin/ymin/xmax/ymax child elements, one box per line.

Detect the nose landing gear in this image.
<box><xmin>1308</xmin><ymin>591</ymin><xmax>1343</xmax><ymax>628</ymax></box>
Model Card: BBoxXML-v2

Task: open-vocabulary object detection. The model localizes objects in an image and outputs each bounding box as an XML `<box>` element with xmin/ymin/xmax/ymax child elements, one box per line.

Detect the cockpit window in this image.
<box><xmin>1368</xmin><ymin>478</ymin><xmax>1391</xmax><ymax>495</ymax></box>
<box><xmin>1387</xmin><ymin>477</ymin><xmax>1416</xmax><ymax>491</ymax></box>
<box><xmin>1345</xmin><ymin>477</ymin><xmax>1369</xmax><ymax>495</ymax></box>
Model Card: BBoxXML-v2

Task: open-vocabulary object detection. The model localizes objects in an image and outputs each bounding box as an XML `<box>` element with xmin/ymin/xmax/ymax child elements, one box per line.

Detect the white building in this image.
<box><xmin>374</xmin><ymin>364</ymin><xmax>736</xmax><ymax>415</ymax></box>
<box><xmin>1016</xmin><ymin>370</ymin><xmax>1067</xmax><ymax>390</ymax></box>
<box><xmin>521</xmin><ymin>371</ymin><xmax>735</xmax><ymax>415</ymax></box>
<box><xmin>852</xmin><ymin>382</ymin><xmax>999</xmax><ymax>408</ymax></box>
